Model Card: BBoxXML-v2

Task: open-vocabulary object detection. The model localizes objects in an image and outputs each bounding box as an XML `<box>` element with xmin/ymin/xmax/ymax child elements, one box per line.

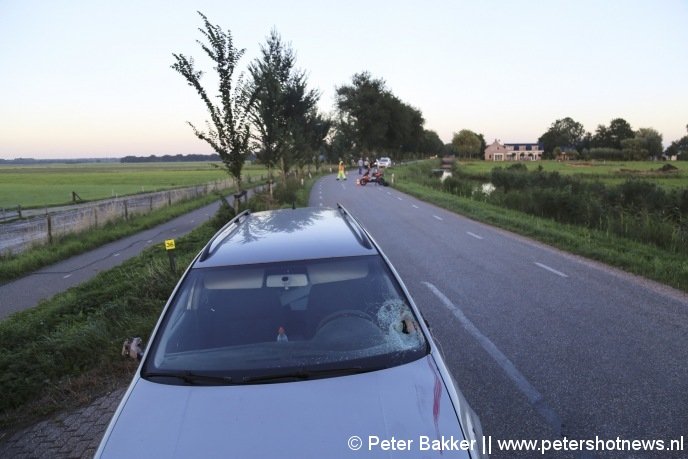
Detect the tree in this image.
<box><xmin>607</xmin><ymin>118</ymin><xmax>635</xmax><ymax>149</ymax></box>
<box><xmin>335</xmin><ymin>72</ymin><xmax>389</xmax><ymax>157</ymax></box>
<box><xmin>247</xmin><ymin>29</ymin><xmax>293</xmax><ymax>190</ymax></box>
<box><xmin>477</xmin><ymin>133</ymin><xmax>487</xmax><ymax>159</ymax></box>
<box><xmin>247</xmin><ymin>30</ymin><xmax>324</xmax><ymax>187</ymax></box>
<box><xmin>665</xmin><ymin>124</ymin><xmax>688</xmax><ymax>160</ymax></box>
<box><xmin>327</xmin><ymin>127</ymin><xmax>355</xmax><ymax>163</ymax></box>
<box><xmin>420</xmin><ymin>129</ymin><xmax>444</xmax><ymax>156</ymax></box>
<box><xmin>592</xmin><ymin>118</ymin><xmax>634</xmax><ymax>149</ymax></box>
<box><xmin>538</xmin><ymin>117</ymin><xmax>586</xmax><ymax>156</ymax></box>
<box><xmin>625</xmin><ymin>128</ymin><xmax>663</xmax><ymax>159</ymax></box>
<box><xmin>451</xmin><ymin>129</ymin><xmax>482</xmax><ymax>159</ymax></box>
<box><xmin>283</xmin><ymin>74</ymin><xmax>326</xmax><ymax>177</ymax></box>
<box><xmin>385</xmin><ymin>100</ymin><xmax>424</xmax><ymax>158</ymax></box>
<box><xmin>301</xmin><ymin>113</ymin><xmax>332</xmax><ymax>172</ymax></box>
<box><xmin>335</xmin><ymin>72</ymin><xmax>425</xmax><ymax>160</ymax></box>
<box><xmin>172</xmin><ymin>12</ymin><xmax>254</xmax><ymax>211</ymax></box>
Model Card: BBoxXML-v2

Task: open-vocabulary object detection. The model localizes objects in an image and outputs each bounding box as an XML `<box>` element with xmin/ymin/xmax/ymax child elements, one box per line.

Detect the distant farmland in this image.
<box><xmin>0</xmin><ymin>162</ymin><xmax>268</xmax><ymax>209</ymax></box>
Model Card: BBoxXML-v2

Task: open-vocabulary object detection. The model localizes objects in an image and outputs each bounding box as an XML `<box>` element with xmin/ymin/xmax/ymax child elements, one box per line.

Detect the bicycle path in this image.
<box><xmin>0</xmin><ymin>191</ymin><xmax>257</xmax><ymax>319</ymax></box>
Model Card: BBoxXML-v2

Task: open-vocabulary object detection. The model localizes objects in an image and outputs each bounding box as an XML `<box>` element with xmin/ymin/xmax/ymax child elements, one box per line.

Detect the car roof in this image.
<box><xmin>194</xmin><ymin>207</ymin><xmax>378</xmax><ymax>268</ymax></box>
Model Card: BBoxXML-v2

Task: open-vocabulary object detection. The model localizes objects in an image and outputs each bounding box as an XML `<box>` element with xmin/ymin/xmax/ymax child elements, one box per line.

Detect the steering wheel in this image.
<box><xmin>316</xmin><ymin>309</ymin><xmax>376</xmax><ymax>332</ymax></box>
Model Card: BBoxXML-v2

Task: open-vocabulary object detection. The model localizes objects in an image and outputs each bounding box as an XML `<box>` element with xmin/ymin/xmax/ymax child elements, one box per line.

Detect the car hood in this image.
<box><xmin>98</xmin><ymin>355</ymin><xmax>471</xmax><ymax>459</ymax></box>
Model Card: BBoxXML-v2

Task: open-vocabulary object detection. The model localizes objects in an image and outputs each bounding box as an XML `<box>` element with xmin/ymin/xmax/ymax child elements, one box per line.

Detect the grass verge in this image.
<box><xmin>392</xmin><ymin>171</ymin><xmax>688</xmax><ymax>293</ymax></box>
<box><xmin>0</xmin><ymin>173</ymin><xmax>320</xmax><ymax>431</ymax></box>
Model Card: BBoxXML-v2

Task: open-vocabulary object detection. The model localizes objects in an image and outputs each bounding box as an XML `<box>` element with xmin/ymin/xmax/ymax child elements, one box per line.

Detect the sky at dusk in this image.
<box><xmin>1</xmin><ymin>0</ymin><xmax>687</xmax><ymax>159</ymax></box>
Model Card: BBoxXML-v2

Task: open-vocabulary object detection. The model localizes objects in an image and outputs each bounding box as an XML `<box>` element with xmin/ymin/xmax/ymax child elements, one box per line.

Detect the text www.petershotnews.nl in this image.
<box><xmin>347</xmin><ymin>434</ymin><xmax>685</xmax><ymax>455</ymax></box>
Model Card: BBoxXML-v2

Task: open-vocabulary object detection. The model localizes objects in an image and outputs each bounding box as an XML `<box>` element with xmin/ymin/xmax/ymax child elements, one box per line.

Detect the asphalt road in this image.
<box><xmin>313</xmin><ymin>172</ymin><xmax>688</xmax><ymax>458</ymax></box>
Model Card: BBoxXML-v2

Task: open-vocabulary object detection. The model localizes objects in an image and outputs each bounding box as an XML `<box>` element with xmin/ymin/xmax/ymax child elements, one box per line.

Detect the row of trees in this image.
<box><xmin>172</xmin><ymin>14</ymin><xmax>330</xmax><ymax>201</ymax></box>
<box><xmin>120</xmin><ymin>154</ymin><xmax>221</xmax><ymax>163</ymax></box>
<box><xmin>172</xmin><ymin>13</ymin><xmax>439</xmax><ymax>205</ymax></box>
<box><xmin>448</xmin><ymin>118</ymin><xmax>686</xmax><ymax>162</ymax></box>
<box><xmin>331</xmin><ymin>72</ymin><xmax>430</xmax><ymax>161</ymax></box>
<box><xmin>173</xmin><ymin>12</ymin><xmax>685</xmax><ymax>197</ymax></box>
<box><xmin>537</xmin><ymin>117</ymin><xmax>685</xmax><ymax>160</ymax></box>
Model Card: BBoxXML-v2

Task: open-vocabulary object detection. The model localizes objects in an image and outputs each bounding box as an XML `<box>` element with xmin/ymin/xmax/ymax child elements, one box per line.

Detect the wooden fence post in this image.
<box><xmin>47</xmin><ymin>213</ymin><xmax>53</xmax><ymax>244</ymax></box>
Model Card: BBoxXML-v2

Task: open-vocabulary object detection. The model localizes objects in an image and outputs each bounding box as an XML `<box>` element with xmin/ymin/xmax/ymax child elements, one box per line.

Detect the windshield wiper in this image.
<box><xmin>242</xmin><ymin>366</ymin><xmax>368</xmax><ymax>384</ymax></box>
<box><xmin>143</xmin><ymin>371</ymin><xmax>233</xmax><ymax>385</ymax></box>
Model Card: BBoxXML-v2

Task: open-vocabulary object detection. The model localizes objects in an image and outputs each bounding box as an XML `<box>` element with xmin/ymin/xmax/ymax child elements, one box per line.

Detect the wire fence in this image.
<box><xmin>0</xmin><ymin>179</ymin><xmax>233</xmax><ymax>256</ymax></box>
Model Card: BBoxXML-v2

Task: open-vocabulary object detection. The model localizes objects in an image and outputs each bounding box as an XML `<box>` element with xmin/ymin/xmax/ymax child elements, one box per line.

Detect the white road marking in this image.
<box><xmin>424</xmin><ymin>282</ymin><xmax>562</xmax><ymax>435</ymax></box>
<box><xmin>190</xmin><ymin>220</ymin><xmax>195</xmax><ymax>223</ymax></box>
<box><xmin>534</xmin><ymin>262</ymin><xmax>568</xmax><ymax>278</ymax></box>
<box><xmin>113</xmin><ymin>253</ymin><xmax>120</xmax><ymax>257</ymax></box>
<box><xmin>433</xmin><ymin>215</ymin><xmax>443</xmax><ymax>221</ymax></box>
<box><xmin>386</xmin><ymin>192</ymin><xmax>391</xmax><ymax>195</ymax></box>
<box><xmin>147</xmin><ymin>240</ymin><xmax>152</xmax><ymax>244</ymax></box>
<box><xmin>63</xmin><ymin>274</ymin><xmax>72</xmax><ymax>279</ymax></box>
<box><xmin>397</xmin><ymin>197</ymin><xmax>403</xmax><ymax>201</ymax></box>
<box><xmin>466</xmin><ymin>232</ymin><xmax>483</xmax><ymax>240</ymax></box>
<box><xmin>319</xmin><ymin>202</ymin><xmax>323</xmax><ymax>207</ymax></box>
<box><xmin>412</xmin><ymin>205</ymin><xmax>419</xmax><ymax>209</ymax></box>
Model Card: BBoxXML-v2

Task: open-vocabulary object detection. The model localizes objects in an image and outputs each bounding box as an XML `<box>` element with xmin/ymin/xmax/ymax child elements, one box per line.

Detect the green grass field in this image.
<box><xmin>0</xmin><ymin>162</ymin><xmax>269</xmax><ymax>209</ymax></box>
<box><xmin>455</xmin><ymin>160</ymin><xmax>688</xmax><ymax>189</ymax></box>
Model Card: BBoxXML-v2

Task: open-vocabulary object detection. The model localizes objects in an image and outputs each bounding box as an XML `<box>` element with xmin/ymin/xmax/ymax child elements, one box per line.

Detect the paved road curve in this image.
<box><xmin>313</xmin><ymin>173</ymin><xmax>688</xmax><ymax>458</ymax></box>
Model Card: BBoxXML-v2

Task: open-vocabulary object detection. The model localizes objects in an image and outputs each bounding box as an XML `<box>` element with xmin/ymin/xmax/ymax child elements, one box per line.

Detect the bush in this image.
<box><xmin>484</xmin><ymin>167</ymin><xmax>688</xmax><ymax>254</ymax></box>
<box><xmin>507</xmin><ymin>163</ymin><xmax>528</xmax><ymax>172</ymax></box>
<box><xmin>273</xmin><ymin>179</ymin><xmax>300</xmax><ymax>205</ymax></box>
<box><xmin>616</xmin><ymin>180</ymin><xmax>668</xmax><ymax>214</ymax></box>
<box><xmin>210</xmin><ymin>194</ymin><xmax>236</xmax><ymax>228</ymax></box>
<box><xmin>491</xmin><ymin>167</ymin><xmax>529</xmax><ymax>192</ymax></box>
<box><xmin>442</xmin><ymin>177</ymin><xmax>474</xmax><ymax>197</ymax></box>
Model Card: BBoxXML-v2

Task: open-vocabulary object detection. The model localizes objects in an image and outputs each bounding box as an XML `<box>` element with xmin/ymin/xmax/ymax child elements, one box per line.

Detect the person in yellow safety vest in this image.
<box><xmin>336</xmin><ymin>160</ymin><xmax>347</xmax><ymax>180</ymax></box>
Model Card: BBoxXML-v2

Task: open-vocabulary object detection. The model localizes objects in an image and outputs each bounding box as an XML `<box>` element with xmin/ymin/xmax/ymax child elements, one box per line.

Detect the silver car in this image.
<box><xmin>377</xmin><ymin>157</ymin><xmax>392</xmax><ymax>168</ymax></box>
<box><xmin>96</xmin><ymin>205</ymin><xmax>485</xmax><ymax>458</ymax></box>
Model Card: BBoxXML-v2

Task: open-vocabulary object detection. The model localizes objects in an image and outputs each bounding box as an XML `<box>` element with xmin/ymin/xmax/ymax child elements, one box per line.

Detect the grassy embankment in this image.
<box><xmin>392</xmin><ymin>160</ymin><xmax>688</xmax><ymax>292</ymax></box>
<box><xmin>0</xmin><ymin>165</ymin><xmax>269</xmax><ymax>284</ymax></box>
<box><xmin>0</xmin><ymin>175</ymin><xmax>320</xmax><ymax>430</ymax></box>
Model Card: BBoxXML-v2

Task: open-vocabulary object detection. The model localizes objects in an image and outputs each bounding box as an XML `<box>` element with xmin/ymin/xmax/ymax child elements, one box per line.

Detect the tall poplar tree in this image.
<box><xmin>172</xmin><ymin>12</ymin><xmax>254</xmax><ymax>210</ymax></box>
